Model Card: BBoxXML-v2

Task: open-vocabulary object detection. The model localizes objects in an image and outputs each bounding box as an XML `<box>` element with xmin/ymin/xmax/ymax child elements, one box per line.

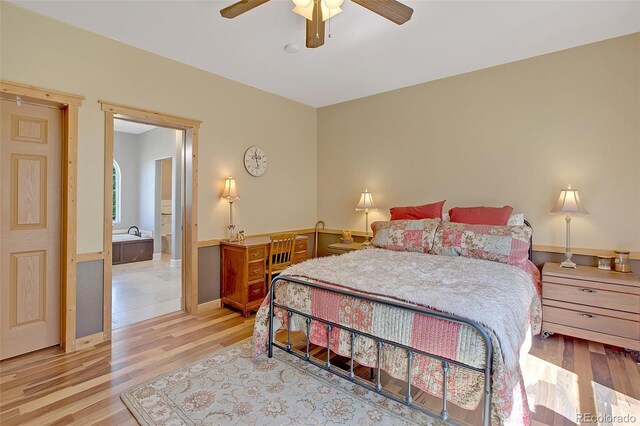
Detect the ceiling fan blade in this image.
<box><xmin>305</xmin><ymin>2</ymin><xmax>325</xmax><ymax>48</ymax></box>
<box><xmin>351</xmin><ymin>0</ymin><xmax>413</xmax><ymax>25</ymax></box>
<box><xmin>220</xmin><ymin>0</ymin><xmax>270</xmax><ymax>19</ymax></box>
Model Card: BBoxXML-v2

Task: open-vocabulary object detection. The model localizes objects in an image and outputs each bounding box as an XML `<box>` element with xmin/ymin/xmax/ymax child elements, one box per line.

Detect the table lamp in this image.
<box><xmin>221</xmin><ymin>176</ymin><xmax>240</xmax><ymax>241</ymax></box>
<box><xmin>551</xmin><ymin>185</ymin><xmax>588</xmax><ymax>268</ymax></box>
<box><xmin>356</xmin><ymin>189</ymin><xmax>376</xmax><ymax>245</ymax></box>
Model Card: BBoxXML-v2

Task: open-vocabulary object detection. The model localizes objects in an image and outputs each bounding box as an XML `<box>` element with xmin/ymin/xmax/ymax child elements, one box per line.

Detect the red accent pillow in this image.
<box><xmin>390</xmin><ymin>200</ymin><xmax>445</xmax><ymax>221</ymax></box>
<box><xmin>448</xmin><ymin>206</ymin><xmax>514</xmax><ymax>226</ymax></box>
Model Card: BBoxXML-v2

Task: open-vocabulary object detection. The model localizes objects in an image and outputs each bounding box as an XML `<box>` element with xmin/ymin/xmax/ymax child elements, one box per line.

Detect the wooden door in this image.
<box><xmin>0</xmin><ymin>98</ymin><xmax>62</xmax><ymax>359</ymax></box>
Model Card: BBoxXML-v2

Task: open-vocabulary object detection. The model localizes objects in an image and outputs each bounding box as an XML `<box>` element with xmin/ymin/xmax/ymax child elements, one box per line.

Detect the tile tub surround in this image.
<box><xmin>112</xmin><ymin>254</ymin><xmax>181</xmax><ymax>329</ymax></box>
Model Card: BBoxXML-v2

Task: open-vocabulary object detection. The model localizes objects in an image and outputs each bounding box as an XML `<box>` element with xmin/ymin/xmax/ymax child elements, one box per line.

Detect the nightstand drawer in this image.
<box><xmin>248</xmin><ymin>247</ymin><xmax>265</xmax><ymax>261</ymax></box>
<box><xmin>544</xmin><ymin>276</ymin><xmax>640</xmax><ymax>295</ymax></box>
<box><xmin>543</xmin><ymin>306</ymin><xmax>640</xmax><ymax>340</ymax></box>
<box><xmin>248</xmin><ymin>262</ymin><xmax>265</xmax><ymax>281</ymax></box>
<box><xmin>543</xmin><ymin>282</ymin><xmax>639</xmax><ymax>313</ymax></box>
<box><xmin>248</xmin><ymin>281</ymin><xmax>265</xmax><ymax>302</ymax></box>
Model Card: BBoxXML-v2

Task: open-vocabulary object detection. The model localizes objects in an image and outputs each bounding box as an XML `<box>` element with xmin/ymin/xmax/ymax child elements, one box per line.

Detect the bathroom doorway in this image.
<box><xmin>110</xmin><ymin>119</ymin><xmax>185</xmax><ymax>329</ymax></box>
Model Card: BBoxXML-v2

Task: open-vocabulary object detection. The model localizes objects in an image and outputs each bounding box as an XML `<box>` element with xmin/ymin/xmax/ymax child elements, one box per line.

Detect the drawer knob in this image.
<box><xmin>578</xmin><ymin>313</ymin><xmax>596</xmax><ymax>319</ymax></box>
<box><xmin>250</xmin><ymin>288</ymin><xmax>261</xmax><ymax>294</ymax></box>
<box><xmin>578</xmin><ymin>288</ymin><xmax>597</xmax><ymax>294</ymax></box>
<box><xmin>251</xmin><ymin>268</ymin><xmax>261</xmax><ymax>274</ymax></box>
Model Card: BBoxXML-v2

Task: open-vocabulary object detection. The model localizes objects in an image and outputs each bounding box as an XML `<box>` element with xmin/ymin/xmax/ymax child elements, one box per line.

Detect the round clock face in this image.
<box><xmin>244</xmin><ymin>146</ymin><xmax>268</xmax><ymax>177</ymax></box>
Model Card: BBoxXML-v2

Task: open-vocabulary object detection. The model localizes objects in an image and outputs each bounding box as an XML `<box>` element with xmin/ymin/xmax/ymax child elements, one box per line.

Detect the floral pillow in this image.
<box><xmin>371</xmin><ymin>219</ymin><xmax>441</xmax><ymax>253</ymax></box>
<box><xmin>431</xmin><ymin>221</ymin><xmax>532</xmax><ymax>266</ymax></box>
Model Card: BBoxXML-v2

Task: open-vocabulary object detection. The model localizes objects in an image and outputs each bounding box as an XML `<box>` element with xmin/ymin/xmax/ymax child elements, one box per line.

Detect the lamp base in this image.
<box><xmin>560</xmin><ymin>252</ymin><xmax>576</xmax><ymax>269</ymax></box>
<box><xmin>227</xmin><ymin>224</ymin><xmax>237</xmax><ymax>242</ymax></box>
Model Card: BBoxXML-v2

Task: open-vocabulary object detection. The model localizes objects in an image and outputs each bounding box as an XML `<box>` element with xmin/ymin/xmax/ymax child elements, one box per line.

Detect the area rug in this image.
<box><xmin>121</xmin><ymin>339</ymin><xmax>440</xmax><ymax>425</ymax></box>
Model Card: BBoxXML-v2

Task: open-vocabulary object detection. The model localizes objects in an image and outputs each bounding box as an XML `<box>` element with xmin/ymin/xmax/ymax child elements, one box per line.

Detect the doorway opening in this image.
<box><xmin>110</xmin><ymin>120</ymin><xmax>184</xmax><ymax>328</ymax></box>
<box><xmin>101</xmin><ymin>100</ymin><xmax>201</xmax><ymax>340</ymax></box>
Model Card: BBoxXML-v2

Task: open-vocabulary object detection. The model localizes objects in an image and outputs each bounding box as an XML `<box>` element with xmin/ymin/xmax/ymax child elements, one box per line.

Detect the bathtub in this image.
<box><xmin>112</xmin><ymin>234</ymin><xmax>153</xmax><ymax>265</ymax></box>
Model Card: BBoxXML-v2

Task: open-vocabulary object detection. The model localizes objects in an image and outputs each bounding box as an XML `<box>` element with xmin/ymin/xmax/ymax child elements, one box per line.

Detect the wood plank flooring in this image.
<box><xmin>1</xmin><ymin>308</ymin><xmax>638</xmax><ymax>425</ymax></box>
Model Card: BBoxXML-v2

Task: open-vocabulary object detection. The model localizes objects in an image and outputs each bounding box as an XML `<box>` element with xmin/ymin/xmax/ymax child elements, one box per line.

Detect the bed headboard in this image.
<box><xmin>524</xmin><ymin>219</ymin><xmax>533</xmax><ymax>261</ymax></box>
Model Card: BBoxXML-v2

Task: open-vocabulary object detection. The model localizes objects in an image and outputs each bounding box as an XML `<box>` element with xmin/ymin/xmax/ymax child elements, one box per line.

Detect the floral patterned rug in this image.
<box><xmin>121</xmin><ymin>339</ymin><xmax>440</xmax><ymax>425</ymax></box>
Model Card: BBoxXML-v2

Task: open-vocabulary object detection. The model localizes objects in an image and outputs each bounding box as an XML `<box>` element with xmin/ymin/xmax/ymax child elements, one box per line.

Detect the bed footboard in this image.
<box><xmin>267</xmin><ymin>276</ymin><xmax>495</xmax><ymax>426</ymax></box>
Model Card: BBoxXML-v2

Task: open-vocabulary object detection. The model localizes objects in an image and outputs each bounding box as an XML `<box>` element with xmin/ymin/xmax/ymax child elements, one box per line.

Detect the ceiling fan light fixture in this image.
<box><xmin>323</xmin><ymin>0</ymin><xmax>344</xmax><ymax>9</ymax></box>
<box><xmin>292</xmin><ymin>1</ymin><xmax>342</xmax><ymax>21</ymax></box>
<box><xmin>292</xmin><ymin>0</ymin><xmax>312</xmax><ymax>8</ymax></box>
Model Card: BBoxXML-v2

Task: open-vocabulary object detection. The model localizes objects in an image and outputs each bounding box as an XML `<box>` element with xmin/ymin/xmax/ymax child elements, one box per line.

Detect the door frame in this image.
<box><xmin>0</xmin><ymin>80</ymin><xmax>84</xmax><ymax>353</ymax></box>
<box><xmin>100</xmin><ymin>101</ymin><xmax>201</xmax><ymax>339</ymax></box>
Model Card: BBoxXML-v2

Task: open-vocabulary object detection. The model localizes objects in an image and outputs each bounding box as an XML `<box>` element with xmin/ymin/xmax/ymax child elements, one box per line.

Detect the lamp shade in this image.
<box><xmin>356</xmin><ymin>189</ymin><xmax>376</xmax><ymax>211</ymax></box>
<box><xmin>221</xmin><ymin>176</ymin><xmax>239</xmax><ymax>201</ymax></box>
<box><xmin>551</xmin><ymin>185</ymin><xmax>588</xmax><ymax>215</ymax></box>
<box><xmin>323</xmin><ymin>0</ymin><xmax>344</xmax><ymax>8</ymax></box>
<box><xmin>292</xmin><ymin>0</ymin><xmax>312</xmax><ymax>7</ymax></box>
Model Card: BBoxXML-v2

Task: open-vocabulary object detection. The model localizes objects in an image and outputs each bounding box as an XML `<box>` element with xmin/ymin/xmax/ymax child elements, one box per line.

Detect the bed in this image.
<box><xmin>252</xmin><ymin>218</ymin><xmax>541</xmax><ymax>426</ymax></box>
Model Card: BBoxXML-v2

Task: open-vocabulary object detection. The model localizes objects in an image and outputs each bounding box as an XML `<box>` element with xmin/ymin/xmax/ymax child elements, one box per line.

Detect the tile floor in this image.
<box><xmin>112</xmin><ymin>254</ymin><xmax>182</xmax><ymax>329</ymax></box>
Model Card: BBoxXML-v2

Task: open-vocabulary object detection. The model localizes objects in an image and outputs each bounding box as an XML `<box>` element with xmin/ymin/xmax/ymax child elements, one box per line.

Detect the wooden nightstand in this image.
<box><xmin>327</xmin><ymin>242</ymin><xmax>366</xmax><ymax>255</ymax></box>
<box><xmin>541</xmin><ymin>262</ymin><xmax>639</xmax><ymax>351</ymax></box>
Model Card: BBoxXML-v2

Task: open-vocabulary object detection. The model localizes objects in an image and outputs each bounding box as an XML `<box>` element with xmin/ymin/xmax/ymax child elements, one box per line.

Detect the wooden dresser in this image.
<box><xmin>542</xmin><ymin>262</ymin><xmax>639</xmax><ymax>350</ymax></box>
<box><xmin>220</xmin><ymin>236</ymin><xmax>308</xmax><ymax>317</ymax></box>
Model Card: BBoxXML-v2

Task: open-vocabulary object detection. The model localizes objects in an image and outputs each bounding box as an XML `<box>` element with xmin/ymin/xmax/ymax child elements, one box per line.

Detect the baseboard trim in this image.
<box><xmin>75</xmin><ymin>331</ymin><xmax>107</xmax><ymax>350</ymax></box>
<box><xmin>153</xmin><ymin>253</ymin><xmax>161</xmax><ymax>260</ymax></box>
<box><xmin>170</xmin><ymin>258</ymin><xmax>182</xmax><ymax>268</ymax></box>
<box><xmin>197</xmin><ymin>299</ymin><xmax>221</xmax><ymax>313</ymax></box>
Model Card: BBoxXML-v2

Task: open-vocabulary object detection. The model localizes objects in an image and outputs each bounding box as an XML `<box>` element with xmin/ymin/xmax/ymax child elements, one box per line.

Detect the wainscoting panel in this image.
<box><xmin>198</xmin><ymin>245</ymin><xmax>220</xmax><ymax>304</ymax></box>
<box><xmin>76</xmin><ymin>259</ymin><xmax>104</xmax><ymax>338</ymax></box>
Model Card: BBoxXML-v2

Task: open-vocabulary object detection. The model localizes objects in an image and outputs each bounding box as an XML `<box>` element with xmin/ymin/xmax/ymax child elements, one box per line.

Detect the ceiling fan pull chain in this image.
<box><xmin>315</xmin><ymin>0</ymin><xmax>320</xmax><ymax>39</ymax></box>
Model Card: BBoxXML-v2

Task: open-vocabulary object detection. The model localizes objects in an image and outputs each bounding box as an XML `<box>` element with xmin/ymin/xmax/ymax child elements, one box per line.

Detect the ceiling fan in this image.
<box><xmin>220</xmin><ymin>0</ymin><xmax>414</xmax><ymax>49</ymax></box>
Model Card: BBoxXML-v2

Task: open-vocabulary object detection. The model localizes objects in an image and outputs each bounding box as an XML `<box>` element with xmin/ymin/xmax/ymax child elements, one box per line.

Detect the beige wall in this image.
<box><xmin>318</xmin><ymin>34</ymin><xmax>640</xmax><ymax>252</ymax></box>
<box><xmin>0</xmin><ymin>3</ymin><xmax>318</xmax><ymax>253</ymax></box>
<box><xmin>161</xmin><ymin>158</ymin><xmax>172</xmax><ymax>201</ymax></box>
<box><xmin>2</xmin><ymin>3</ymin><xmax>638</xmax><ymax>255</ymax></box>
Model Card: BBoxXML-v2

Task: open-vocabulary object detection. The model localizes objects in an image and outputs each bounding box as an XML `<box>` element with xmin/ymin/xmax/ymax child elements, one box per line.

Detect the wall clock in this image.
<box><xmin>244</xmin><ymin>146</ymin><xmax>268</xmax><ymax>177</ymax></box>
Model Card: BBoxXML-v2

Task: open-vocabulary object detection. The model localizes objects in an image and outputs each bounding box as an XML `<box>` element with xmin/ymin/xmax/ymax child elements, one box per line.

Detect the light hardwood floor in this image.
<box><xmin>1</xmin><ymin>308</ymin><xmax>638</xmax><ymax>425</ymax></box>
<box><xmin>111</xmin><ymin>254</ymin><xmax>182</xmax><ymax>329</ymax></box>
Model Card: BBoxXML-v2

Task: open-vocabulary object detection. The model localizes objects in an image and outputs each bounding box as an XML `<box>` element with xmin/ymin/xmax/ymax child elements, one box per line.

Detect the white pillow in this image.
<box><xmin>507</xmin><ymin>213</ymin><xmax>525</xmax><ymax>226</ymax></box>
<box><xmin>441</xmin><ymin>212</ymin><xmax>525</xmax><ymax>226</ymax></box>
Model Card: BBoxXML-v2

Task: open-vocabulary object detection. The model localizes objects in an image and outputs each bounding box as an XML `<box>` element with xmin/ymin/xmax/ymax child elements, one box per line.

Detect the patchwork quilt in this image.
<box><xmin>252</xmin><ymin>249</ymin><xmax>541</xmax><ymax>425</ymax></box>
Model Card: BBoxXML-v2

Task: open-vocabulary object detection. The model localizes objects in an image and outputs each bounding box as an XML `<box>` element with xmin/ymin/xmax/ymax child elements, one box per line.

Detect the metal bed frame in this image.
<box><xmin>267</xmin><ymin>220</ymin><xmax>534</xmax><ymax>426</ymax></box>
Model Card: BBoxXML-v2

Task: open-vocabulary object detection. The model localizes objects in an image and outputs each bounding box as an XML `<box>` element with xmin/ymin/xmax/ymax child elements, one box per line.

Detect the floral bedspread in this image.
<box><xmin>252</xmin><ymin>250</ymin><xmax>541</xmax><ymax>425</ymax></box>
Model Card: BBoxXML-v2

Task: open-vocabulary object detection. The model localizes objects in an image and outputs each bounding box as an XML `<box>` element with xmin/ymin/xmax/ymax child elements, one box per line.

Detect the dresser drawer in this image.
<box><xmin>293</xmin><ymin>252</ymin><xmax>307</xmax><ymax>264</ymax></box>
<box><xmin>248</xmin><ymin>261</ymin><xmax>265</xmax><ymax>281</ymax></box>
<box><xmin>248</xmin><ymin>247</ymin><xmax>265</xmax><ymax>261</ymax></box>
<box><xmin>543</xmin><ymin>282</ymin><xmax>640</xmax><ymax>314</ymax></box>
<box><xmin>543</xmin><ymin>306</ymin><xmax>640</xmax><ymax>340</ymax></box>
<box><xmin>248</xmin><ymin>282</ymin><xmax>265</xmax><ymax>302</ymax></box>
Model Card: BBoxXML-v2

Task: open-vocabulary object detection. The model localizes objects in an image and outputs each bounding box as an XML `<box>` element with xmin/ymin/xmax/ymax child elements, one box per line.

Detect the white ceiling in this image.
<box><xmin>114</xmin><ymin>119</ymin><xmax>157</xmax><ymax>134</ymax></box>
<box><xmin>11</xmin><ymin>1</ymin><xmax>640</xmax><ymax>107</ymax></box>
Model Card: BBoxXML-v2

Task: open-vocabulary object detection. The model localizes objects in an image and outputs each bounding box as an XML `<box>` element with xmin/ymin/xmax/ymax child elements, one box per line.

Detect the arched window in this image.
<box><xmin>112</xmin><ymin>160</ymin><xmax>121</xmax><ymax>223</ymax></box>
